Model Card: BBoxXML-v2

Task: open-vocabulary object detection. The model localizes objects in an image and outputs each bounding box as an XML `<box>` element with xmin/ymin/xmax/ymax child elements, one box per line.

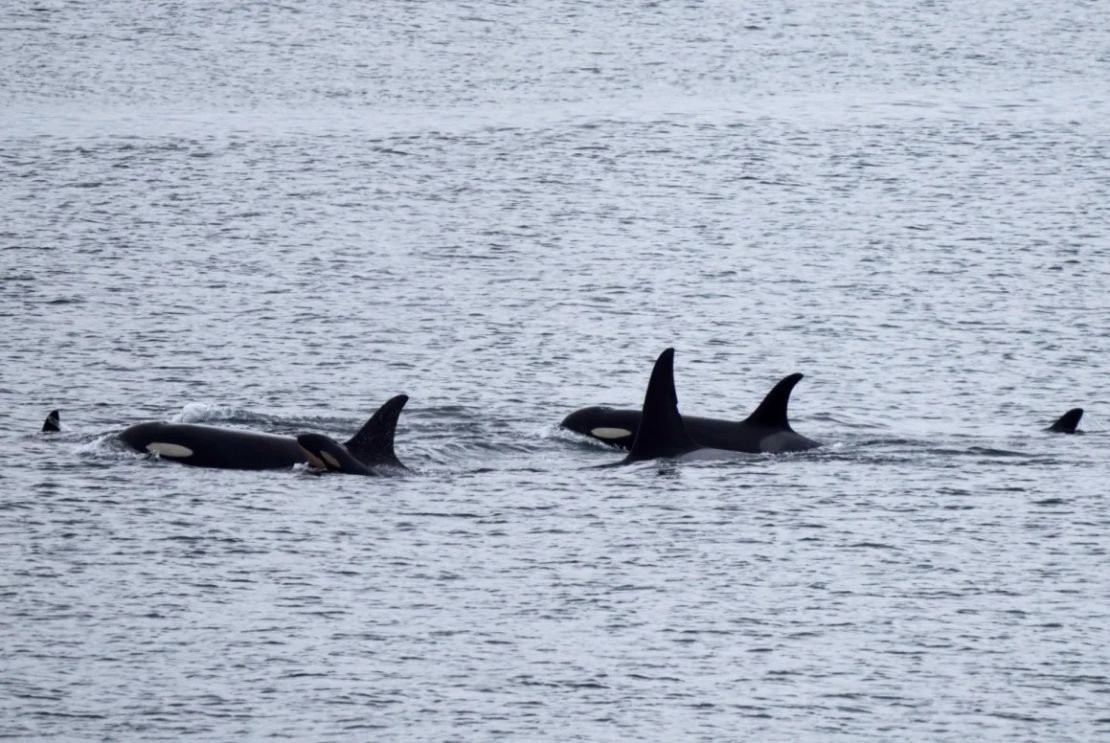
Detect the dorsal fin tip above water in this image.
<box><xmin>344</xmin><ymin>394</ymin><xmax>408</xmax><ymax>468</ymax></box>
<box><xmin>625</xmin><ymin>348</ymin><xmax>698</xmax><ymax>462</ymax></box>
<box><xmin>1047</xmin><ymin>407</ymin><xmax>1083</xmax><ymax>434</ymax></box>
<box><xmin>42</xmin><ymin>409</ymin><xmax>60</xmax><ymax>433</ymax></box>
<box><xmin>743</xmin><ymin>373</ymin><xmax>803</xmax><ymax>430</ymax></box>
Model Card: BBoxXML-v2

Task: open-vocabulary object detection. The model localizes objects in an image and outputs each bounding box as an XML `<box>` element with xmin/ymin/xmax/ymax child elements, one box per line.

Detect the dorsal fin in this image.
<box><xmin>625</xmin><ymin>348</ymin><xmax>698</xmax><ymax>462</ymax></box>
<box><xmin>343</xmin><ymin>394</ymin><xmax>408</xmax><ymax>468</ymax></box>
<box><xmin>42</xmin><ymin>410</ymin><xmax>60</xmax><ymax>433</ymax></box>
<box><xmin>742</xmin><ymin>373</ymin><xmax>803</xmax><ymax>430</ymax></box>
<box><xmin>1047</xmin><ymin>407</ymin><xmax>1083</xmax><ymax>434</ymax></box>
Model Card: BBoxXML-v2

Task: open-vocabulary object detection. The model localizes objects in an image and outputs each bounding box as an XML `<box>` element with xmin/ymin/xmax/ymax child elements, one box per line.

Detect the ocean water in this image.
<box><xmin>3</xmin><ymin>1</ymin><xmax>1109</xmax><ymax>740</ymax></box>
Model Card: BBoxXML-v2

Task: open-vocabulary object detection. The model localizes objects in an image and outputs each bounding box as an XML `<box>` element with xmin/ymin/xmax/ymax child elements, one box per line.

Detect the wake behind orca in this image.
<box><xmin>45</xmin><ymin>395</ymin><xmax>410</xmax><ymax>474</ymax></box>
<box><xmin>563</xmin><ymin>370</ymin><xmax>819</xmax><ymax>454</ymax></box>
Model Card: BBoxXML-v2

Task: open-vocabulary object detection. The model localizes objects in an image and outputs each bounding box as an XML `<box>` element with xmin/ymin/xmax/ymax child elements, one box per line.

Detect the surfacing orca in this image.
<box><xmin>296</xmin><ymin>396</ymin><xmax>409</xmax><ymax>476</ymax></box>
<box><xmin>563</xmin><ymin>370</ymin><xmax>820</xmax><ymax>454</ymax></box>
<box><xmin>615</xmin><ymin>348</ymin><xmax>740</xmax><ymax>465</ymax></box>
<box><xmin>113</xmin><ymin>394</ymin><xmax>409</xmax><ymax>471</ymax></box>
<box><xmin>1047</xmin><ymin>408</ymin><xmax>1083</xmax><ymax>434</ymax></box>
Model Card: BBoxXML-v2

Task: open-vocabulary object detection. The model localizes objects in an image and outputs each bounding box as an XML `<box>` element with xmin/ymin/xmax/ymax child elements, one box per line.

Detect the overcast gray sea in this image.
<box><xmin>3</xmin><ymin>1</ymin><xmax>1109</xmax><ymax>740</ymax></box>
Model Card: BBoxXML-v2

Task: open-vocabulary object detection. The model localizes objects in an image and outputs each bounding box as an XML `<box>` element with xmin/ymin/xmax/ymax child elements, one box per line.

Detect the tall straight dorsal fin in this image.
<box><xmin>1047</xmin><ymin>407</ymin><xmax>1083</xmax><ymax>433</ymax></box>
<box><xmin>42</xmin><ymin>410</ymin><xmax>60</xmax><ymax>433</ymax></box>
<box><xmin>742</xmin><ymin>373</ymin><xmax>803</xmax><ymax>430</ymax></box>
<box><xmin>625</xmin><ymin>348</ymin><xmax>698</xmax><ymax>462</ymax></box>
<box><xmin>344</xmin><ymin>394</ymin><xmax>408</xmax><ymax>468</ymax></box>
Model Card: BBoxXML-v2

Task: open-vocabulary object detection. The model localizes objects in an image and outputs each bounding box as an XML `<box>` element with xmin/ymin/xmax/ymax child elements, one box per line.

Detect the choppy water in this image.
<box><xmin>3</xmin><ymin>1</ymin><xmax>1110</xmax><ymax>740</ymax></box>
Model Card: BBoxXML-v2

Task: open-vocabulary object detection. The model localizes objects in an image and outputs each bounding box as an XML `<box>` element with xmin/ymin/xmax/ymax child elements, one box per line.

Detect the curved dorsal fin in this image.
<box><xmin>344</xmin><ymin>394</ymin><xmax>409</xmax><ymax>468</ymax></box>
<box><xmin>42</xmin><ymin>410</ymin><xmax>60</xmax><ymax>433</ymax></box>
<box><xmin>625</xmin><ymin>348</ymin><xmax>698</xmax><ymax>462</ymax></box>
<box><xmin>742</xmin><ymin>373</ymin><xmax>803</xmax><ymax>430</ymax></box>
<box><xmin>1047</xmin><ymin>407</ymin><xmax>1083</xmax><ymax>434</ymax></box>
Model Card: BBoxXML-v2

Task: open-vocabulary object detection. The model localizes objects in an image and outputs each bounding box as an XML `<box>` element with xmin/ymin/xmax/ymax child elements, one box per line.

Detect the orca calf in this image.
<box><xmin>296</xmin><ymin>397</ymin><xmax>409</xmax><ymax>476</ymax></box>
<box><xmin>1047</xmin><ymin>408</ymin><xmax>1083</xmax><ymax>434</ymax></box>
<box><xmin>563</xmin><ymin>371</ymin><xmax>819</xmax><ymax>454</ymax></box>
<box><xmin>613</xmin><ymin>348</ymin><xmax>741</xmax><ymax>465</ymax></box>
<box><xmin>108</xmin><ymin>394</ymin><xmax>409</xmax><ymax>471</ymax></box>
<box><xmin>296</xmin><ymin>432</ymin><xmax>407</xmax><ymax>476</ymax></box>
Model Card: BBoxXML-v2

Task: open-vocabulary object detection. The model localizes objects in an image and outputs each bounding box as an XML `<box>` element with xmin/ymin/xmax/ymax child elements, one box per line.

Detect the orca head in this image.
<box><xmin>119</xmin><ymin>421</ymin><xmax>167</xmax><ymax>452</ymax></box>
<box><xmin>117</xmin><ymin>422</ymin><xmax>197</xmax><ymax>461</ymax></box>
<box><xmin>1047</xmin><ymin>408</ymin><xmax>1083</xmax><ymax>434</ymax></box>
<box><xmin>561</xmin><ymin>406</ymin><xmax>639</xmax><ymax>449</ymax></box>
<box><xmin>297</xmin><ymin>433</ymin><xmax>376</xmax><ymax>476</ymax></box>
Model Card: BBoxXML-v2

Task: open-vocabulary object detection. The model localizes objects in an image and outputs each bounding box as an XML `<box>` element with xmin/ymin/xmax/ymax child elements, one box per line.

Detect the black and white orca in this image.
<box><xmin>563</xmin><ymin>369</ymin><xmax>819</xmax><ymax>454</ymax></box>
<box><xmin>296</xmin><ymin>431</ymin><xmax>407</xmax><ymax>476</ymax></box>
<box><xmin>1047</xmin><ymin>408</ymin><xmax>1083</xmax><ymax>434</ymax></box>
<box><xmin>107</xmin><ymin>394</ymin><xmax>409</xmax><ymax>472</ymax></box>
<box><xmin>295</xmin><ymin>398</ymin><xmax>409</xmax><ymax>476</ymax></box>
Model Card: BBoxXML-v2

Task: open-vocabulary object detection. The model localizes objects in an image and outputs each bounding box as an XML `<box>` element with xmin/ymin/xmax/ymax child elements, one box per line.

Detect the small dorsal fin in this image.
<box><xmin>1047</xmin><ymin>407</ymin><xmax>1083</xmax><ymax>434</ymax></box>
<box><xmin>42</xmin><ymin>410</ymin><xmax>60</xmax><ymax>433</ymax></box>
<box><xmin>742</xmin><ymin>373</ymin><xmax>803</xmax><ymax>430</ymax></box>
<box><xmin>625</xmin><ymin>348</ymin><xmax>698</xmax><ymax>462</ymax></box>
<box><xmin>344</xmin><ymin>394</ymin><xmax>408</xmax><ymax>468</ymax></box>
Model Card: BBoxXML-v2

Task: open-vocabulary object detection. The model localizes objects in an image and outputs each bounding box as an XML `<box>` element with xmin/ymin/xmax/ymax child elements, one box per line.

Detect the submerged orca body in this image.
<box><xmin>562</xmin><ymin>371</ymin><xmax>820</xmax><ymax>454</ymax></box>
<box><xmin>1047</xmin><ymin>408</ymin><xmax>1083</xmax><ymax>434</ymax></box>
<box><xmin>113</xmin><ymin>395</ymin><xmax>409</xmax><ymax>472</ymax></box>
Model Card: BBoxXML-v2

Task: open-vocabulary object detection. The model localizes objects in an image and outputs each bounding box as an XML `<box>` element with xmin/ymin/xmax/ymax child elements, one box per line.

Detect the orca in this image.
<box><xmin>296</xmin><ymin>397</ymin><xmax>409</xmax><ymax>476</ymax></box>
<box><xmin>112</xmin><ymin>394</ymin><xmax>408</xmax><ymax>471</ymax></box>
<box><xmin>562</xmin><ymin>370</ymin><xmax>820</xmax><ymax>454</ymax></box>
<box><xmin>42</xmin><ymin>409</ymin><xmax>60</xmax><ymax>433</ymax></box>
<box><xmin>1047</xmin><ymin>408</ymin><xmax>1083</xmax><ymax>434</ymax></box>
<box><xmin>296</xmin><ymin>432</ymin><xmax>407</xmax><ymax>476</ymax></box>
<box><xmin>613</xmin><ymin>348</ymin><xmax>741</xmax><ymax>465</ymax></box>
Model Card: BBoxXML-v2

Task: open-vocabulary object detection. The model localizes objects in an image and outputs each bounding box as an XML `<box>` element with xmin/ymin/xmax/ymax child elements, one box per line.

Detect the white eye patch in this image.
<box><xmin>146</xmin><ymin>442</ymin><xmax>193</xmax><ymax>458</ymax></box>
<box><xmin>591</xmin><ymin>427</ymin><xmax>632</xmax><ymax>440</ymax></box>
<box><xmin>322</xmin><ymin>451</ymin><xmax>342</xmax><ymax>469</ymax></box>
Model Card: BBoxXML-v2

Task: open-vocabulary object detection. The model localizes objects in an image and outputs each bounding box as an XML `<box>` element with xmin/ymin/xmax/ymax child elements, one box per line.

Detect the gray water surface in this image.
<box><xmin>3</xmin><ymin>1</ymin><xmax>1109</xmax><ymax>740</ymax></box>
